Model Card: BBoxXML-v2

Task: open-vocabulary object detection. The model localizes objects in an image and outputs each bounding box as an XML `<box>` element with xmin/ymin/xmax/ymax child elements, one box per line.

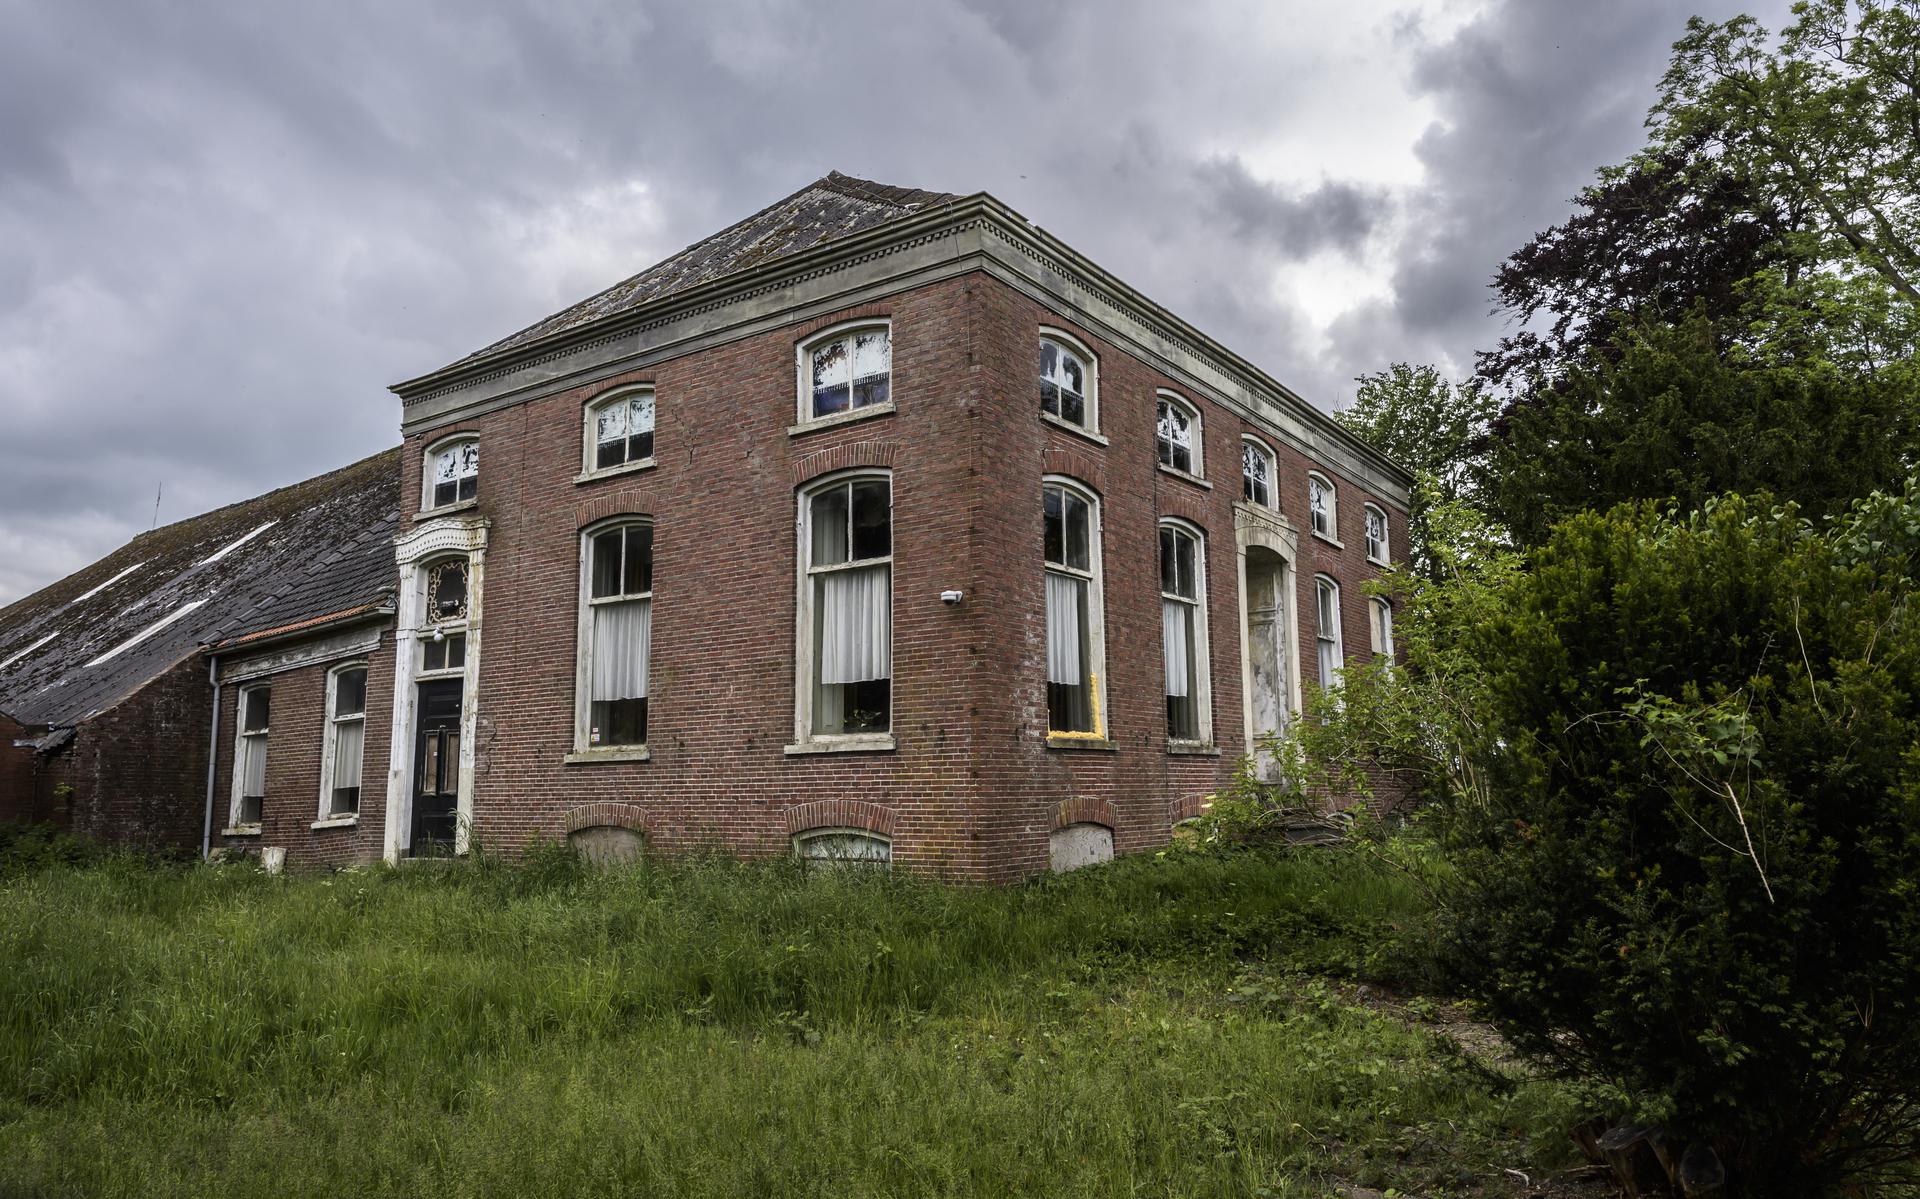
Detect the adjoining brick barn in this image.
<box><xmin>0</xmin><ymin>172</ymin><xmax>1410</xmax><ymax>880</ymax></box>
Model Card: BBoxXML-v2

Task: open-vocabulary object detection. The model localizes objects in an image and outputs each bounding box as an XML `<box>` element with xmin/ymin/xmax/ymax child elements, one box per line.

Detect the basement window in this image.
<box><xmin>794</xmin><ymin>828</ymin><xmax>891</xmax><ymax>868</ymax></box>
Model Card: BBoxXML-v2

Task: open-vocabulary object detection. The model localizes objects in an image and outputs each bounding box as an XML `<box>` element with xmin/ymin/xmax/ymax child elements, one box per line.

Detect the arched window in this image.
<box><xmin>1044</xmin><ymin>478</ymin><xmax>1105</xmax><ymax>738</ymax></box>
<box><xmin>1241</xmin><ymin>437</ymin><xmax>1276</xmax><ymax>509</ymax></box>
<box><xmin>1159</xmin><ymin>520</ymin><xmax>1211</xmax><ymax>744</ymax></box>
<box><xmin>794</xmin><ymin>827</ymin><xmax>891</xmax><ymax>868</ymax></box>
<box><xmin>1039</xmin><ymin>331</ymin><xmax>1097</xmax><ymax>432</ymax></box>
<box><xmin>584</xmin><ymin>387</ymin><xmax>656</xmax><ymax>474</ymax></box>
<box><xmin>319</xmin><ymin>663</ymin><xmax>367</xmax><ymax>819</ymax></box>
<box><xmin>797</xmin><ymin>472</ymin><xmax>893</xmax><ymax>742</ymax></box>
<box><xmin>1369</xmin><ymin>596</ymin><xmax>1395</xmax><ymax>661</ymax></box>
<box><xmin>1307</xmin><ymin>472</ymin><xmax>1337</xmax><ymax>541</ymax></box>
<box><xmin>799</xmin><ymin>321</ymin><xmax>891</xmax><ymax>423</ymax></box>
<box><xmin>1155</xmin><ymin>391</ymin><xmax>1202</xmax><ymax>477</ymax></box>
<box><xmin>576</xmin><ymin>520</ymin><xmax>652</xmax><ymax>752</ymax></box>
<box><xmin>1364</xmin><ymin>504</ymin><xmax>1389</xmax><ymax>564</ymax></box>
<box><xmin>1314</xmin><ymin>575</ymin><xmax>1344</xmax><ymax>690</ymax></box>
<box><xmin>423</xmin><ymin>436</ymin><xmax>478</xmax><ymax>511</ymax></box>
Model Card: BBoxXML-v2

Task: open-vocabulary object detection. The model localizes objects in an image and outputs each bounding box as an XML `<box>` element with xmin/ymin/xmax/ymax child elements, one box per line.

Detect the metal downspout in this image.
<box><xmin>201</xmin><ymin>652</ymin><xmax>219</xmax><ymax>860</ymax></box>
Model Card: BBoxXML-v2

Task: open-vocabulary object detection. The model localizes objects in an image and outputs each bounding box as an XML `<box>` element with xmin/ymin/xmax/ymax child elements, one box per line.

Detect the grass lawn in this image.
<box><xmin>0</xmin><ymin>836</ymin><xmax>1579</xmax><ymax>1197</ymax></box>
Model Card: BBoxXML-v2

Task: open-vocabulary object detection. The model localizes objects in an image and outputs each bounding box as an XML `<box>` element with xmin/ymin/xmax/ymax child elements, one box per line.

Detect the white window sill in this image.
<box><xmin>1046</xmin><ymin>734</ymin><xmax>1117</xmax><ymax>751</ymax></box>
<box><xmin>311</xmin><ymin>815</ymin><xmax>358</xmax><ymax>830</ymax></box>
<box><xmin>222</xmin><ymin>824</ymin><xmax>263</xmax><ymax>837</ymax></box>
<box><xmin>1366</xmin><ymin>553</ymin><xmax>1390</xmax><ymax>568</ymax></box>
<box><xmin>789</xmin><ymin>400</ymin><xmax>895</xmax><ymax>437</ymax></box>
<box><xmin>1311</xmin><ymin>529</ymin><xmax>1345</xmax><ymax>550</ymax></box>
<box><xmin>1166</xmin><ymin>741</ymin><xmax>1220</xmax><ymax>757</ymax></box>
<box><xmin>564</xmin><ymin>746</ymin><xmax>651</xmax><ymax>765</ymax></box>
<box><xmin>784</xmin><ymin>735</ymin><xmax>896</xmax><ymax>756</ymax></box>
<box><xmin>575</xmin><ymin>457</ymin><xmax>657</xmax><ymax>485</ymax></box>
<box><xmin>1040</xmin><ymin>411</ymin><xmax>1108</xmax><ymax>446</ymax></box>
<box><xmin>1157</xmin><ymin>465</ymin><xmax>1212</xmax><ymax>490</ymax></box>
<box><xmin>415</xmin><ymin>498</ymin><xmax>479</xmax><ymax>522</ymax></box>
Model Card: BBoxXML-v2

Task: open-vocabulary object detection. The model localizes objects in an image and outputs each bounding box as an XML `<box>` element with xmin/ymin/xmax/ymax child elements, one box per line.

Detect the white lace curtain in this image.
<box><xmin>592</xmin><ymin>597</ymin><xmax>651</xmax><ymax>701</ymax></box>
<box><xmin>1046</xmin><ymin>572</ymin><xmax>1084</xmax><ymax>685</ymax></box>
<box><xmin>1162</xmin><ymin>599</ymin><xmax>1190</xmax><ymax>697</ymax></box>
<box><xmin>819</xmin><ymin>564</ymin><xmax>890</xmax><ymax>684</ymax></box>
<box><xmin>240</xmin><ymin>733</ymin><xmax>267</xmax><ymax>797</ymax></box>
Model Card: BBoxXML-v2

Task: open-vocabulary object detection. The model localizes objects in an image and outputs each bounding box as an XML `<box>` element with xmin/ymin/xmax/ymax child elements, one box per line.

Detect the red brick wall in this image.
<box><xmin>210</xmin><ymin>635</ymin><xmax>395</xmax><ymax>868</ymax></box>
<box><xmin>395</xmin><ymin>270</ymin><xmax>1408</xmax><ymax>880</ymax></box>
<box><xmin>40</xmin><ymin>656</ymin><xmax>213</xmax><ymax>851</ymax></box>
<box><xmin>0</xmin><ymin>711</ymin><xmax>44</xmax><ymax>824</ymax></box>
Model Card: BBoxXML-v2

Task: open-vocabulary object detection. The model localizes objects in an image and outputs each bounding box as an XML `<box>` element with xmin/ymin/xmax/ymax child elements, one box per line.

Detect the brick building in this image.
<box><xmin>1</xmin><ymin>172</ymin><xmax>1410</xmax><ymax>879</ymax></box>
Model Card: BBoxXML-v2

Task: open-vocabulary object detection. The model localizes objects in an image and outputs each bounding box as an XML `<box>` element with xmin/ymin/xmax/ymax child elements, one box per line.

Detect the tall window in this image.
<box><xmin>425</xmin><ymin>438</ymin><xmax>478</xmax><ymax>509</ymax></box>
<box><xmin>581</xmin><ymin>522</ymin><xmax>652</xmax><ymax>748</ymax></box>
<box><xmin>232</xmin><ymin>685</ymin><xmax>270</xmax><ymax>826</ymax></box>
<box><xmin>1039</xmin><ymin>333</ymin><xmax>1096</xmax><ymax>430</ymax></box>
<box><xmin>802</xmin><ymin>475</ymin><xmax>892</xmax><ymax>738</ymax></box>
<box><xmin>587</xmin><ymin>388</ymin><xmax>655</xmax><ymax>472</ymax></box>
<box><xmin>322</xmin><ymin>665</ymin><xmax>367</xmax><ymax>817</ymax></box>
<box><xmin>1156</xmin><ymin>392</ymin><xmax>1201</xmax><ymax>476</ymax></box>
<box><xmin>1370</xmin><ymin>597</ymin><xmax>1395</xmax><ymax>661</ymax></box>
<box><xmin>802</xmin><ymin>324</ymin><xmax>891</xmax><ymax>421</ymax></box>
<box><xmin>1308</xmin><ymin>472</ymin><xmax>1337</xmax><ymax>540</ymax></box>
<box><xmin>1044</xmin><ymin>480</ymin><xmax>1104</xmax><ymax>737</ymax></box>
<box><xmin>1364</xmin><ymin>504</ymin><xmax>1389</xmax><ymax>564</ymax></box>
<box><xmin>1242</xmin><ymin>438</ymin><xmax>1275</xmax><ymax>508</ymax></box>
<box><xmin>1315</xmin><ymin>576</ymin><xmax>1344</xmax><ymax>690</ymax></box>
<box><xmin>1160</xmin><ymin>521</ymin><xmax>1209</xmax><ymax>743</ymax></box>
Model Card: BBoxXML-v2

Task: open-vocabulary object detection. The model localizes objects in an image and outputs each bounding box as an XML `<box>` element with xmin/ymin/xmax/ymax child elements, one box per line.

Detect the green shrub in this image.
<box><xmin>1439</xmin><ymin>487</ymin><xmax>1920</xmax><ymax>1195</ymax></box>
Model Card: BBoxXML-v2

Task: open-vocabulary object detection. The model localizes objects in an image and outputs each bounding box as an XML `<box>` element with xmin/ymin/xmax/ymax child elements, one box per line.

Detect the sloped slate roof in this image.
<box><xmin>0</xmin><ymin>447</ymin><xmax>402</xmax><ymax>728</ymax></box>
<box><xmin>459</xmin><ymin>171</ymin><xmax>961</xmax><ymax>365</ymax></box>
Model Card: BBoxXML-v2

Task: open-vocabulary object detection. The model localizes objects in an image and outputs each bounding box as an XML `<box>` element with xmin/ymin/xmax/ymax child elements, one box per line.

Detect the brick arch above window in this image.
<box><xmin>574</xmin><ymin>493</ymin><xmax>656</xmax><ymax>530</ymax></box>
<box><xmin>1040</xmin><ymin>448</ymin><xmax>1105</xmax><ymax>494</ymax></box>
<box><xmin>1052</xmin><ymin>796</ymin><xmax>1116</xmax><ymax>832</ymax></box>
<box><xmin>1157</xmin><ymin>489</ymin><xmax>1212</xmax><ymax>531</ymax></box>
<box><xmin>791</xmin><ymin>440</ymin><xmax>902</xmax><ymax>485</ymax></box>
<box><xmin>1170</xmin><ymin>792</ymin><xmax>1212</xmax><ymax>824</ymax></box>
<box><xmin>562</xmin><ymin>802</ymin><xmax>654</xmax><ymax>836</ymax></box>
<box><xmin>783</xmin><ymin>799</ymin><xmax>897</xmax><ymax>838</ymax></box>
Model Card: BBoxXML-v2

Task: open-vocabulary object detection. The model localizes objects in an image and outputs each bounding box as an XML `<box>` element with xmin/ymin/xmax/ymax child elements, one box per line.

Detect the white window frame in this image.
<box><xmin>317</xmin><ymin>661</ymin><xmax>369</xmax><ymax>823</ymax></box>
<box><xmin>1370</xmin><ymin>596</ymin><xmax>1395</xmax><ymax>661</ymax></box>
<box><xmin>1155</xmin><ymin>390</ymin><xmax>1204</xmax><ymax>479</ymax></box>
<box><xmin>229</xmin><ymin>683</ymin><xmax>270</xmax><ymax>830</ymax></box>
<box><xmin>793</xmin><ymin>827</ymin><xmax>892</xmax><ymax>868</ymax></box>
<box><xmin>1159</xmin><ymin>519</ymin><xmax>1213</xmax><ymax>747</ymax></box>
<box><xmin>794</xmin><ymin>319</ymin><xmax>893</xmax><ymax>430</ymax></box>
<box><xmin>572</xmin><ymin>518</ymin><xmax>654</xmax><ymax>760</ymax></box>
<box><xmin>791</xmin><ymin>469</ymin><xmax>895</xmax><ymax>753</ymax></box>
<box><xmin>1314</xmin><ymin>574</ymin><xmax>1344</xmax><ymax>692</ymax></box>
<box><xmin>1241</xmin><ymin>436</ymin><xmax>1277</xmax><ymax>510</ymax></box>
<box><xmin>1038</xmin><ymin>328</ymin><xmax>1100</xmax><ymax>436</ymax></box>
<box><xmin>1307</xmin><ymin>472</ymin><xmax>1339</xmax><ymax>544</ymax></box>
<box><xmin>1043</xmin><ymin>476</ymin><xmax>1108</xmax><ymax>743</ymax></box>
<box><xmin>421</xmin><ymin>434</ymin><xmax>479</xmax><ymax>513</ymax></box>
<box><xmin>1364</xmin><ymin>504</ymin><xmax>1390</xmax><ymax>565</ymax></box>
<box><xmin>580</xmin><ymin>386</ymin><xmax>657</xmax><ymax>480</ymax></box>
<box><xmin>416</xmin><ymin>554</ymin><xmax>473</xmax><ymax>680</ymax></box>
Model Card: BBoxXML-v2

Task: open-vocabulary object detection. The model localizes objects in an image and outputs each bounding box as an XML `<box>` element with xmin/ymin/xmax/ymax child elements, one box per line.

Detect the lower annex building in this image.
<box><xmin>0</xmin><ymin>172</ymin><xmax>1410</xmax><ymax>880</ymax></box>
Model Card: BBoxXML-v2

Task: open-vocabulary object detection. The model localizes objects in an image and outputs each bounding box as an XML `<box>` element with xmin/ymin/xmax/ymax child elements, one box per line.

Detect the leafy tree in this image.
<box><xmin>1433</xmin><ymin>488</ymin><xmax>1920</xmax><ymax>1196</ymax></box>
<box><xmin>1482</xmin><ymin>310</ymin><xmax>1917</xmax><ymax>546</ymax></box>
<box><xmin>1338</xmin><ymin>365</ymin><xmax>1502</xmax><ymax>578</ymax></box>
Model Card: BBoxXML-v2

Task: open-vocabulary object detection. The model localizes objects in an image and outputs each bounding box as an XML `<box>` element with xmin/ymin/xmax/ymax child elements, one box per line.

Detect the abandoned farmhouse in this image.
<box><xmin>0</xmin><ymin>172</ymin><xmax>1411</xmax><ymax>880</ymax></box>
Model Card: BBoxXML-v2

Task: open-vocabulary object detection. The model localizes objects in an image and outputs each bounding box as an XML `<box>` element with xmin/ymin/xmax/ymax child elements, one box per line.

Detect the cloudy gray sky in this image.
<box><xmin>0</xmin><ymin>0</ymin><xmax>1790</xmax><ymax>604</ymax></box>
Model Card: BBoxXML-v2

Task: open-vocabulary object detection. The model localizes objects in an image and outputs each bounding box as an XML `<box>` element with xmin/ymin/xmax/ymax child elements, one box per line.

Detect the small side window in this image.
<box><xmin>1241</xmin><ymin>438</ymin><xmax>1276</xmax><ymax>509</ymax></box>
<box><xmin>1364</xmin><ymin>505</ymin><xmax>1390</xmax><ymax>564</ymax></box>
<box><xmin>1039</xmin><ymin>333</ymin><xmax>1098</xmax><ymax>431</ymax></box>
<box><xmin>1308</xmin><ymin>473</ymin><xmax>1337</xmax><ymax>541</ymax></box>
<box><xmin>800</xmin><ymin>324</ymin><xmax>891</xmax><ymax>422</ymax></box>
<box><xmin>1156</xmin><ymin>392</ymin><xmax>1202</xmax><ymax>477</ymax></box>
<box><xmin>586</xmin><ymin>389</ymin><xmax>656</xmax><ymax>474</ymax></box>
<box><xmin>425</xmin><ymin>438</ymin><xmax>479</xmax><ymax>510</ymax></box>
<box><xmin>232</xmin><ymin>685</ymin><xmax>271</xmax><ymax>826</ymax></box>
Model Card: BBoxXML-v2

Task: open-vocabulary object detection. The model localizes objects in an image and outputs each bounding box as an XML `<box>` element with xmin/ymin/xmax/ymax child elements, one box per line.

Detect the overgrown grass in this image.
<box><xmin>0</xmin><ymin>837</ymin><xmax>1575</xmax><ymax>1197</ymax></box>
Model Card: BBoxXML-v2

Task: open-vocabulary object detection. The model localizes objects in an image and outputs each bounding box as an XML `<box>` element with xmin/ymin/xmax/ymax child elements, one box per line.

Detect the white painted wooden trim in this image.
<box><xmin>316</xmin><ymin>660</ymin><xmax>369</xmax><ymax>822</ymax></box>
<box><xmin>791</xmin><ymin>469</ymin><xmax>894</xmax><ymax>750</ymax></box>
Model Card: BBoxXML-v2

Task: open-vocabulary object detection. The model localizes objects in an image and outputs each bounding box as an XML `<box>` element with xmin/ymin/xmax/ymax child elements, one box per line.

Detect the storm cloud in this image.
<box><xmin>0</xmin><ymin>0</ymin><xmax>1790</xmax><ymax>602</ymax></box>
